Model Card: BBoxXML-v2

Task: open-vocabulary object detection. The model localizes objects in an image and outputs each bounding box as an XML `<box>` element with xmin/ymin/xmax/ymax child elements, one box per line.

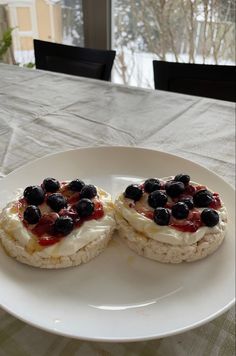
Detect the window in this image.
<box><xmin>61</xmin><ymin>0</ymin><xmax>84</xmax><ymax>46</ymax></box>
<box><xmin>0</xmin><ymin>0</ymin><xmax>85</xmax><ymax>65</ymax></box>
<box><xmin>112</xmin><ymin>0</ymin><xmax>236</xmax><ymax>88</ymax></box>
<box><xmin>1</xmin><ymin>0</ymin><xmax>235</xmax><ymax>88</ymax></box>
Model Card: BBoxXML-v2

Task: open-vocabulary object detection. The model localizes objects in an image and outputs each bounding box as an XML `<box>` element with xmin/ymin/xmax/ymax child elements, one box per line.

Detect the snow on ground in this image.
<box><xmin>14</xmin><ymin>50</ymin><xmax>35</xmax><ymax>66</ymax></box>
<box><xmin>14</xmin><ymin>49</ymin><xmax>235</xmax><ymax>89</ymax></box>
<box><xmin>112</xmin><ymin>50</ymin><xmax>235</xmax><ymax>89</ymax></box>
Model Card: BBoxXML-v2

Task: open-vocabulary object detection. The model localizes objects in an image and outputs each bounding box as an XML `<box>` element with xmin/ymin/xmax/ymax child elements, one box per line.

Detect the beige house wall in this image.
<box><xmin>17</xmin><ymin>7</ymin><xmax>31</xmax><ymax>31</ymax></box>
<box><xmin>1</xmin><ymin>0</ymin><xmax>62</xmax><ymax>52</ymax></box>
<box><xmin>53</xmin><ymin>3</ymin><xmax>61</xmax><ymax>43</ymax></box>
<box><xmin>20</xmin><ymin>36</ymin><xmax>34</xmax><ymax>49</ymax></box>
<box><xmin>36</xmin><ymin>0</ymin><xmax>51</xmax><ymax>42</ymax></box>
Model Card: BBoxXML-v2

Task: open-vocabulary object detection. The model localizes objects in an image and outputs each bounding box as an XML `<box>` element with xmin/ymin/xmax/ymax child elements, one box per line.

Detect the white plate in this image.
<box><xmin>0</xmin><ymin>147</ymin><xmax>235</xmax><ymax>342</ymax></box>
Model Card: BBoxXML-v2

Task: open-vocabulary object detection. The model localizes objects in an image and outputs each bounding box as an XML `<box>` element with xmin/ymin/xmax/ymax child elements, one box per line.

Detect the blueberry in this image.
<box><xmin>42</xmin><ymin>178</ymin><xmax>60</xmax><ymax>192</ymax></box>
<box><xmin>68</xmin><ymin>179</ymin><xmax>85</xmax><ymax>192</ymax></box>
<box><xmin>172</xmin><ymin>202</ymin><xmax>189</xmax><ymax>219</ymax></box>
<box><xmin>124</xmin><ymin>184</ymin><xmax>143</xmax><ymax>201</ymax></box>
<box><xmin>144</xmin><ymin>178</ymin><xmax>161</xmax><ymax>193</ymax></box>
<box><xmin>174</xmin><ymin>174</ymin><xmax>190</xmax><ymax>186</ymax></box>
<box><xmin>193</xmin><ymin>189</ymin><xmax>213</xmax><ymax>207</ymax></box>
<box><xmin>23</xmin><ymin>205</ymin><xmax>41</xmax><ymax>224</ymax></box>
<box><xmin>76</xmin><ymin>198</ymin><xmax>94</xmax><ymax>218</ymax></box>
<box><xmin>80</xmin><ymin>185</ymin><xmax>97</xmax><ymax>199</ymax></box>
<box><xmin>179</xmin><ymin>197</ymin><xmax>194</xmax><ymax>210</ymax></box>
<box><xmin>153</xmin><ymin>208</ymin><xmax>170</xmax><ymax>226</ymax></box>
<box><xmin>46</xmin><ymin>193</ymin><xmax>67</xmax><ymax>212</ymax></box>
<box><xmin>165</xmin><ymin>181</ymin><xmax>185</xmax><ymax>198</ymax></box>
<box><xmin>53</xmin><ymin>216</ymin><xmax>74</xmax><ymax>235</ymax></box>
<box><xmin>201</xmin><ymin>209</ymin><xmax>219</xmax><ymax>227</ymax></box>
<box><xmin>148</xmin><ymin>191</ymin><xmax>168</xmax><ymax>208</ymax></box>
<box><xmin>23</xmin><ymin>185</ymin><xmax>45</xmax><ymax>205</ymax></box>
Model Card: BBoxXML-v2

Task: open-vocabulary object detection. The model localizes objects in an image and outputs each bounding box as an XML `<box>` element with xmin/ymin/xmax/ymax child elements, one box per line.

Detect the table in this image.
<box><xmin>0</xmin><ymin>63</ymin><xmax>235</xmax><ymax>356</ymax></box>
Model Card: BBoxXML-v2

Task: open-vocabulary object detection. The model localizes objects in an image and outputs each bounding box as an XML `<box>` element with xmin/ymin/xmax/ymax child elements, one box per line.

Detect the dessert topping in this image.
<box><xmin>80</xmin><ymin>184</ymin><xmax>97</xmax><ymax>199</ymax></box>
<box><xmin>174</xmin><ymin>173</ymin><xmax>190</xmax><ymax>186</ymax></box>
<box><xmin>23</xmin><ymin>185</ymin><xmax>45</xmax><ymax>205</ymax></box>
<box><xmin>144</xmin><ymin>178</ymin><xmax>161</xmax><ymax>193</ymax></box>
<box><xmin>123</xmin><ymin>173</ymin><xmax>223</xmax><ymax>233</ymax></box>
<box><xmin>68</xmin><ymin>179</ymin><xmax>85</xmax><ymax>192</ymax></box>
<box><xmin>46</xmin><ymin>193</ymin><xmax>68</xmax><ymax>212</ymax></box>
<box><xmin>23</xmin><ymin>205</ymin><xmax>41</xmax><ymax>224</ymax></box>
<box><xmin>165</xmin><ymin>181</ymin><xmax>185</xmax><ymax>198</ymax></box>
<box><xmin>20</xmin><ymin>179</ymin><xmax>105</xmax><ymax>246</ymax></box>
<box><xmin>171</xmin><ymin>202</ymin><xmax>189</xmax><ymax>219</ymax></box>
<box><xmin>76</xmin><ymin>198</ymin><xmax>94</xmax><ymax>218</ymax></box>
<box><xmin>193</xmin><ymin>189</ymin><xmax>213</xmax><ymax>207</ymax></box>
<box><xmin>53</xmin><ymin>216</ymin><xmax>74</xmax><ymax>236</ymax></box>
<box><xmin>153</xmin><ymin>207</ymin><xmax>170</xmax><ymax>226</ymax></box>
<box><xmin>124</xmin><ymin>184</ymin><xmax>143</xmax><ymax>201</ymax></box>
<box><xmin>201</xmin><ymin>208</ymin><xmax>219</xmax><ymax>227</ymax></box>
<box><xmin>179</xmin><ymin>197</ymin><xmax>194</xmax><ymax>210</ymax></box>
<box><xmin>148</xmin><ymin>190</ymin><xmax>168</xmax><ymax>208</ymax></box>
<box><xmin>42</xmin><ymin>178</ymin><xmax>60</xmax><ymax>193</ymax></box>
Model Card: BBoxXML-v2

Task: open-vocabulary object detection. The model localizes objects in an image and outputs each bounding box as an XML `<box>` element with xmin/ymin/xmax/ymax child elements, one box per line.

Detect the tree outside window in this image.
<box><xmin>113</xmin><ymin>0</ymin><xmax>235</xmax><ymax>88</ymax></box>
<box><xmin>0</xmin><ymin>0</ymin><xmax>235</xmax><ymax>89</ymax></box>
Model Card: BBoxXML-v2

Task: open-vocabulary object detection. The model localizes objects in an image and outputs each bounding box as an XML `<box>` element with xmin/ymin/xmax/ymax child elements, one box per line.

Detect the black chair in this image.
<box><xmin>153</xmin><ymin>60</ymin><xmax>236</xmax><ymax>102</ymax></box>
<box><xmin>34</xmin><ymin>39</ymin><xmax>116</xmax><ymax>81</ymax></box>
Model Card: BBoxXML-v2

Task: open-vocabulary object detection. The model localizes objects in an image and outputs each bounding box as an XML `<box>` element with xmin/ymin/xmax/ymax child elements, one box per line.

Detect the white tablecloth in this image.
<box><xmin>0</xmin><ymin>63</ymin><xmax>235</xmax><ymax>356</ymax></box>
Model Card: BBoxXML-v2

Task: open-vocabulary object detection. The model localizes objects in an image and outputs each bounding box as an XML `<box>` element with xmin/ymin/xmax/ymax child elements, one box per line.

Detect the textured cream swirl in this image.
<box><xmin>0</xmin><ymin>188</ymin><xmax>116</xmax><ymax>257</ymax></box>
<box><xmin>115</xmin><ymin>182</ymin><xmax>227</xmax><ymax>246</ymax></box>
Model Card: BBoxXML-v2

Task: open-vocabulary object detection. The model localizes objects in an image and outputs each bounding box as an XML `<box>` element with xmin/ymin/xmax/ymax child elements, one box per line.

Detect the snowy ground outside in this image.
<box><xmin>14</xmin><ymin>49</ymin><xmax>235</xmax><ymax>89</ymax></box>
<box><xmin>14</xmin><ymin>50</ymin><xmax>35</xmax><ymax>66</ymax></box>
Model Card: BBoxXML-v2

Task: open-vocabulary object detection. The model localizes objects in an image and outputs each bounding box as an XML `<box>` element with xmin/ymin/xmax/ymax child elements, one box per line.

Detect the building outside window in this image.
<box><xmin>0</xmin><ymin>0</ymin><xmax>235</xmax><ymax>88</ymax></box>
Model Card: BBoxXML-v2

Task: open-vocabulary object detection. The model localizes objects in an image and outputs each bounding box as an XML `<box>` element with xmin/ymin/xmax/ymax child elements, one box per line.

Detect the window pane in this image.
<box><xmin>112</xmin><ymin>0</ymin><xmax>236</xmax><ymax>89</ymax></box>
<box><xmin>0</xmin><ymin>1</ymin><xmax>84</xmax><ymax>66</ymax></box>
<box><xmin>62</xmin><ymin>0</ymin><xmax>84</xmax><ymax>46</ymax></box>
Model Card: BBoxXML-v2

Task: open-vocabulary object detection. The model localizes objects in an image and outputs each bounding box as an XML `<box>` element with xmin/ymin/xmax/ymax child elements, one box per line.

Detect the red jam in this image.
<box><xmin>32</xmin><ymin>213</ymin><xmax>58</xmax><ymax>237</ymax></box>
<box><xmin>209</xmin><ymin>193</ymin><xmax>222</xmax><ymax>210</ymax></box>
<box><xmin>19</xmin><ymin>181</ymin><xmax>105</xmax><ymax>246</ymax></box>
<box><xmin>136</xmin><ymin>207</ymin><xmax>154</xmax><ymax>220</ymax></box>
<box><xmin>15</xmin><ymin>198</ymin><xmax>28</xmax><ymax>219</ymax></box>
<box><xmin>184</xmin><ymin>184</ymin><xmax>196</xmax><ymax>195</ymax></box>
<box><xmin>90</xmin><ymin>201</ymin><xmax>104</xmax><ymax>220</ymax></box>
<box><xmin>170</xmin><ymin>211</ymin><xmax>202</xmax><ymax>232</ymax></box>
<box><xmin>143</xmin><ymin>211</ymin><xmax>154</xmax><ymax>220</ymax></box>
<box><xmin>38</xmin><ymin>236</ymin><xmax>61</xmax><ymax>246</ymax></box>
<box><xmin>67</xmin><ymin>192</ymin><xmax>81</xmax><ymax>204</ymax></box>
<box><xmin>170</xmin><ymin>222</ymin><xmax>201</xmax><ymax>233</ymax></box>
<box><xmin>75</xmin><ymin>201</ymin><xmax>104</xmax><ymax>228</ymax></box>
<box><xmin>133</xmin><ymin>181</ymin><xmax>222</xmax><ymax>233</ymax></box>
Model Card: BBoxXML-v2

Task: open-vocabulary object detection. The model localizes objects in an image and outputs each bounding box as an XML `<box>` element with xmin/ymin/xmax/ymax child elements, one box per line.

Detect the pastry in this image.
<box><xmin>0</xmin><ymin>178</ymin><xmax>116</xmax><ymax>268</ymax></box>
<box><xmin>115</xmin><ymin>174</ymin><xmax>227</xmax><ymax>263</ymax></box>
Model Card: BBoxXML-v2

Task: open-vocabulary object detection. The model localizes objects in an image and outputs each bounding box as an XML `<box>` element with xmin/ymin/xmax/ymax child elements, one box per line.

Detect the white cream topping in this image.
<box><xmin>115</xmin><ymin>181</ymin><xmax>227</xmax><ymax>246</ymax></box>
<box><xmin>0</xmin><ymin>188</ymin><xmax>116</xmax><ymax>257</ymax></box>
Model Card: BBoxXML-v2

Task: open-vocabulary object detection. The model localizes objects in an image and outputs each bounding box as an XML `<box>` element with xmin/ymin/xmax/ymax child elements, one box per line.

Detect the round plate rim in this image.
<box><xmin>0</xmin><ymin>145</ymin><xmax>235</xmax><ymax>342</ymax></box>
<box><xmin>2</xmin><ymin>145</ymin><xmax>235</xmax><ymax>191</ymax></box>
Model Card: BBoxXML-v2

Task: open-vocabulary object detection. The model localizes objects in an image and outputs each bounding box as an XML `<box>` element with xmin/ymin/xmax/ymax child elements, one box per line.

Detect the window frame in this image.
<box><xmin>82</xmin><ymin>0</ymin><xmax>112</xmax><ymax>50</ymax></box>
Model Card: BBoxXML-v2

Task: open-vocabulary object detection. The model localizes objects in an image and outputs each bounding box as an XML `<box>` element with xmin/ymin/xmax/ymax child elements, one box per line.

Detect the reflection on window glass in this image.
<box><xmin>1</xmin><ymin>0</ymin><xmax>235</xmax><ymax>89</ymax></box>
<box><xmin>112</xmin><ymin>0</ymin><xmax>236</xmax><ymax>88</ymax></box>
<box><xmin>0</xmin><ymin>0</ymin><xmax>84</xmax><ymax>67</ymax></box>
<box><xmin>62</xmin><ymin>0</ymin><xmax>84</xmax><ymax>46</ymax></box>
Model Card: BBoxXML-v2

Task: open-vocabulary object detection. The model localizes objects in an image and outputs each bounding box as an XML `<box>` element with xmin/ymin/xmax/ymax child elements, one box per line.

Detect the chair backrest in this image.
<box><xmin>34</xmin><ymin>39</ymin><xmax>116</xmax><ymax>81</ymax></box>
<box><xmin>153</xmin><ymin>60</ymin><xmax>236</xmax><ymax>102</ymax></box>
